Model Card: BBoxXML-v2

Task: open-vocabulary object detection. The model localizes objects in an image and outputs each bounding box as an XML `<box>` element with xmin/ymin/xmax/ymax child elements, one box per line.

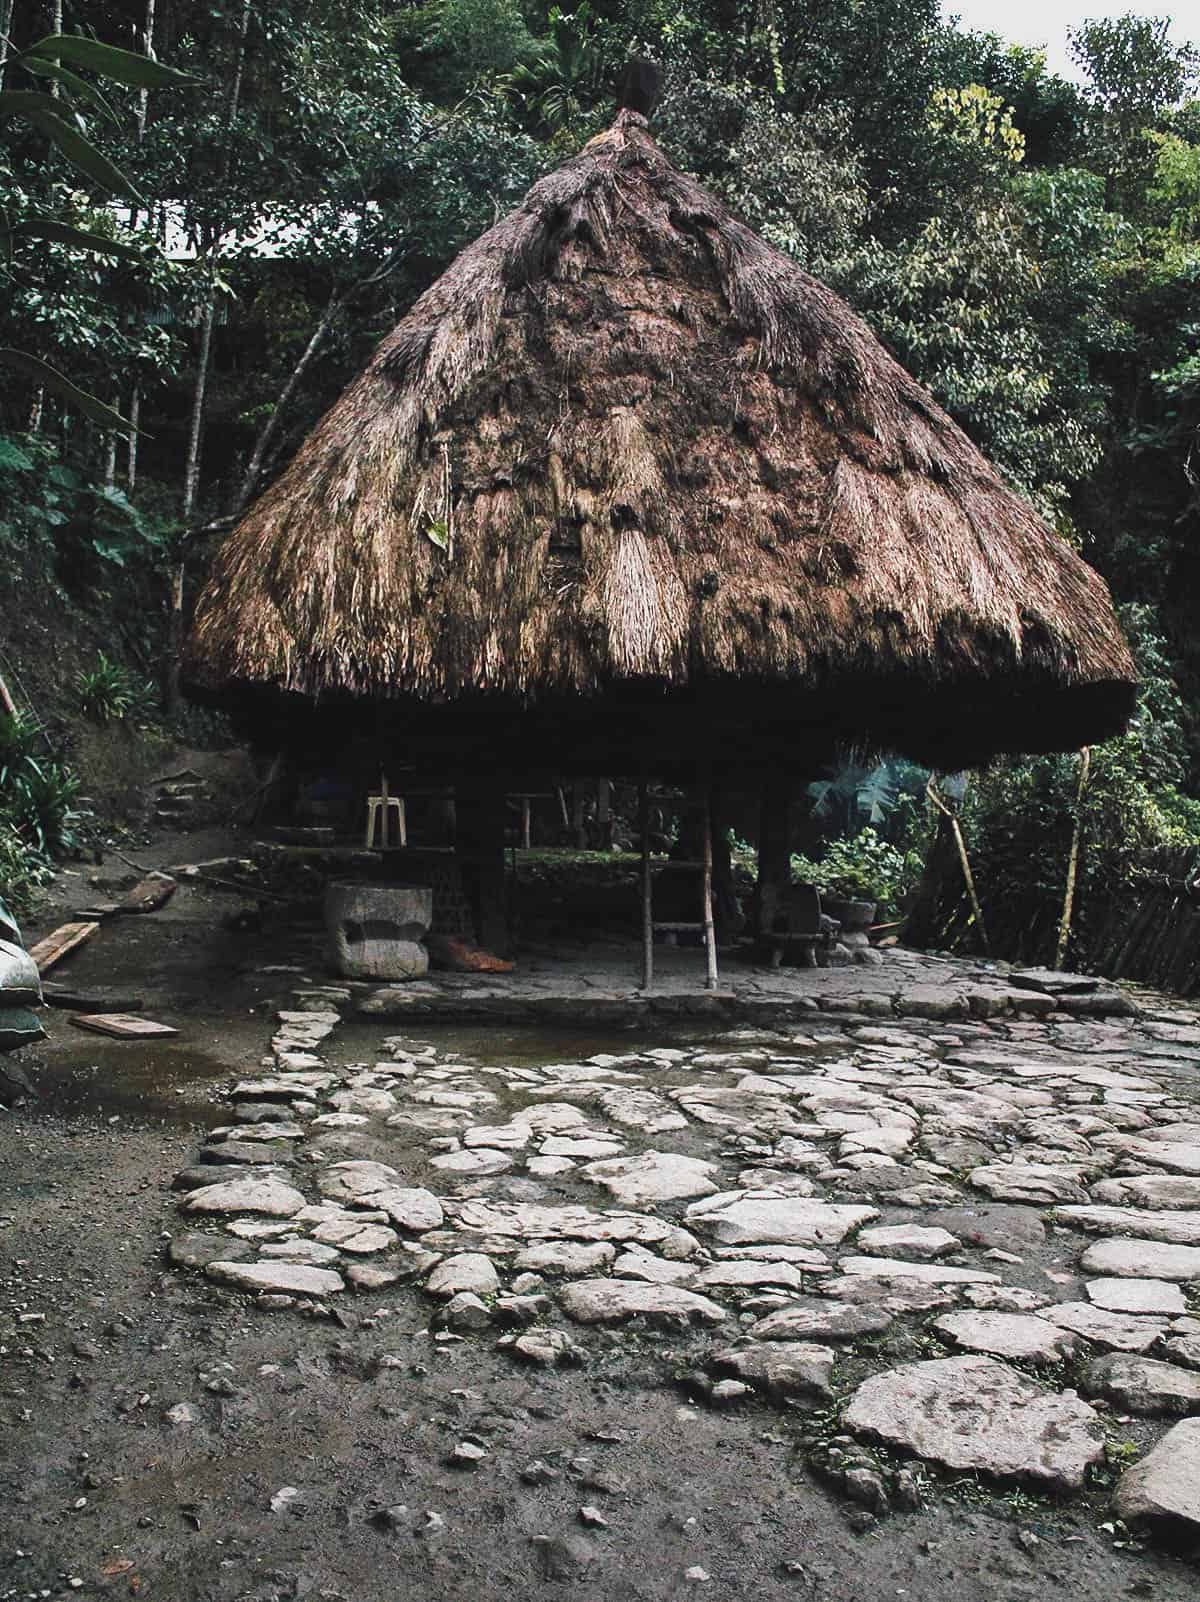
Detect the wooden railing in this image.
<box><xmin>1082</xmin><ymin>845</ymin><xmax>1200</xmax><ymax>995</ymax></box>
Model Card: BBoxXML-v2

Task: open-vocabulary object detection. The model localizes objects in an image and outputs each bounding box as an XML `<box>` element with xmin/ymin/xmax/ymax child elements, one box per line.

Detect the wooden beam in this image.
<box><xmin>29</xmin><ymin>921</ymin><xmax>99</xmax><ymax>975</ymax></box>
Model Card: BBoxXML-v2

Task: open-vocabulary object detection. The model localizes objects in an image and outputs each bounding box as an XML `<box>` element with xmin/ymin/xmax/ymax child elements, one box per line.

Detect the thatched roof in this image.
<box><xmin>187</xmin><ymin>104</ymin><xmax>1136</xmax><ymax>774</ymax></box>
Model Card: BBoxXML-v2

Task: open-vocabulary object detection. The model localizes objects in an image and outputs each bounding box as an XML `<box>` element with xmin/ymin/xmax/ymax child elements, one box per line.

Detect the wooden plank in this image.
<box><xmin>70</xmin><ymin>1012</ymin><xmax>177</xmax><ymax>1039</ymax></box>
<box><xmin>28</xmin><ymin>921</ymin><xmax>99</xmax><ymax>975</ymax></box>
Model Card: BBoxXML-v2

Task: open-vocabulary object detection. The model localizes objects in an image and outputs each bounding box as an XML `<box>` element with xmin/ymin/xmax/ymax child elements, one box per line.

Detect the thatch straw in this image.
<box><xmin>187</xmin><ymin>109</ymin><xmax>1136</xmax><ymax>769</ymax></box>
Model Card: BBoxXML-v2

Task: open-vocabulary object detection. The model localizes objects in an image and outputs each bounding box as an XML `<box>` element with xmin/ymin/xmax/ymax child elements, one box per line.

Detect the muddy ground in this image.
<box><xmin>2</xmin><ymin>829</ymin><xmax>1198</xmax><ymax>1602</ymax></box>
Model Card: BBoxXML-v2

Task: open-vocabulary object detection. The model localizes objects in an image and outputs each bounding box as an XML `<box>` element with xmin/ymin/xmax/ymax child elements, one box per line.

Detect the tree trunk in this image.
<box><xmin>230</xmin><ymin>289</ymin><xmax>342</xmax><ymax>516</ymax></box>
<box><xmin>165</xmin><ymin>0</ymin><xmax>252</xmax><ymax>712</ymax></box>
<box><xmin>0</xmin><ymin>0</ymin><xmax>15</xmax><ymax>90</ymax></box>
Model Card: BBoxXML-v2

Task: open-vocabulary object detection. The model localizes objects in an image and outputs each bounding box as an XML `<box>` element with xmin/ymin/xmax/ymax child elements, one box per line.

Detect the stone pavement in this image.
<box><xmin>167</xmin><ymin>951</ymin><xmax>1200</xmax><ymax>1540</ymax></box>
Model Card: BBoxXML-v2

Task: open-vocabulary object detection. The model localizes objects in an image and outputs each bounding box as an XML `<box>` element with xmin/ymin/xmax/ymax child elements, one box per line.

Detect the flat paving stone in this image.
<box><xmin>205</xmin><ymin>1260</ymin><xmax>344</xmax><ymax>1296</ymax></box>
<box><xmin>748</xmin><ymin>1299</ymin><xmax>894</xmax><ymax>1341</ymax></box>
<box><xmin>1115</xmin><ymin>1418</ymin><xmax>1200</xmax><ymax>1533</ymax></box>
<box><xmin>968</xmin><ymin>1163</ymin><xmax>1088</xmax><ymax>1204</ymax></box>
<box><xmin>856</xmin><ymin>1224</ymin><xmax>958</xmax><ymax>1260</ymax></box>
<box><xmin>1092</xmin><ymin>1175</ymin><xmax>1200</xmax><ymax>1209</ymax></box>
<box><xmin>181</xmin><ymin>1177</ymin><xmax>306</xmax><ymax>1218</ymax></box>
<box><xmin>1038</xmin><ymin>1302</ymin><xmax>1168</xmax><ymax>1353</ymax></box>
<box><xmin>1085</xmin><ymin>1277</ymin><xmax>1186</xmax><ymax>1315</ymax></box>
<box><xmin>558</xmin><ymin>1279</ymin><xmax>727</xmax><ymax>1328</ymax></box>
<box><xmin>933</xmin><ymin>1311</ymin><xmax>1078</xmax><ymax>1362</ymax></box>
<box><xmin>837</xmin><ymin>1257</ymin><xmax>999</xmax><ymax>1285</ymax></box>
<box><xmin>1080</xmin><ymin>1237</ymin><xmax>1200</xmax><ymax>1282</ymax></box>
<box><xmin>695</xmin><ymin>1260</ymin><xmax>807</xmax><ymax>1292</ymax></box>
<box><xmin>844</xmin><ymin>1354</ymin><xmax>1105</xmax><ymax>1489</ymax></box>
<box><xmin>684</xmin><ymin>1194</ymin><xmax>877</xmax><ymax>1247</ymax></box>
<box><xmin>581</xmin><ymin>1151</ymin><xmax>719</xmax><ymax>1205</ymax></box>
<box><xmin>514</xmin><ymin>1242</ymin><xmax>616</xmax><ymax>1276</ymax></box>
<box><xmin>1053</xmin><ymin>1206</ymin><xmax>1200</xmax><ymax>1245</ymax></box>
<box><xmin>1082</xmin><ymin>1354</ymin><xmax>1200</xmax><ymax>1416</ymax></box>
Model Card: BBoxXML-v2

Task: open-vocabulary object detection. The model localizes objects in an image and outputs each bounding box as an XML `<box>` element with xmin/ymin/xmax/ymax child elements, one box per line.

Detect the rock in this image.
<box><xmin>934</xmin><ymin>1312</ymin><xmax>1077</xmax><ymax>1362</ymax></box>
<box><xmin>696</xmin><ymin>1260</ymin><xmax>807</xmax><ymax>1292</ymax></box>
<box><xmin>837</xmin><ymin>1257</ymin><xmax>999</xmax><ymax>1285</ymax></box>
<box><xmin>894</xmin><ymin>985</ymin><xmax>968</xmax><ymax>1021</ymax></box>
<box><xmin>201</xmin><ymin>1140</ymin><xmax>294</xmax><ymax>1167</ymax></box>
<box><xmin>710</xmin><ymin>1342</ymin><xmax>834</xmax><ymax>1402</ymax></box>
<box><xmin>370</xmin><ymin>1187</ymin><xmax>444</xmax><ymax>1233</ymax></box>
<box><xmin>495</xmin><ymin>1293</ymin><xmax>553</xmax><ymax>1325</ymax></box>
<box><xmin>430</xmin><ymin>1148</ymin><xmax>513</xmax><ymax>1176</ymax></box>
<box><xmin>329</xmin><ymin>1086</ymin><xmax>397</xmax><ymax>1115</ymax></box>
<box><xmin>439</xmin><ymin>1292</ymin><xmax>492</xmax><ymax>1331</ymax></box>
<box><xmin>845</xmin><ymin>1356</ymin><xmax>1105</xmax><ymax>1489</ymax></box>
<box><xmin>1010</xmin><ymin>969</ymin><xmax>1098</xmax><ymax>997</ymax></box>
<box><xmin>168</xmin><ymin>1231</ymin><xmax>254</xmax><ymax>1270</ymax></box>
<box><xmin>582</xmin><ymin>1151</ymin><xmax>719</xmax><ymax>1205</ymax></box>
<box><xmin>182</xmin><ymin>1177</ymin><xmax>306</xmax><ymax>1218</ymax></box>
<box><xmin>426</xmin><ymin>1253</ymin><xmax>499</xmax><ymax>1299</ymax></box>
<box><xmin>1053</xmin><ymin>1206</ymin><xmax>1200</xmax><ymax>1245</ymax></box>
<box><xmin>558</xmin><ymin>1280</ymin><xmax>727</xmax><ymax>1328</ymax></box>
<box><xmin>1114</xmin><ymin>1418</ymin><xmax>1200</xmax><ymax>1533</ymax></box>
<box><xmin>1082</xmin><ymin>1355</ymin><xmax>1200</xmax><ymax>1416</ymax></box>
<box><xmin>1086</xmin><ymin>1277</ymin><xmax>1186</xmax><ymax>1315</ymax></box>
<box><xmin>1080</xmin><ymin>1238</ymin><xmax>1200</xmax><ymax>1282</ymax></box>
<box><xmin>311</xmin><ymin>1218</ymin><xmax>398</xmax><ymax>1254</ymax></box>
<box><xmin>968</xmin><ymin>1164</ymin><xmax>1087</xmax><ymax>1205</ymax></box>
<box><xmin>1092</xmin><ymin>1175</ymin><xmax>1200</xmax><ymax>1209</ymax></box>
<box><xmin>318</xmin><ymin>1160</ymin><xmax>399</xmax><ymax>1203</ymax></box>
<box><xmin>259</xmin><ymin>1239</ymin><xmax>341</xmax><ymax>1266</ymax></box>
<box><xmin>347</xmin><ymin>1263</ymin><xmax>405</xmax><ymax>1290</ymax></box>
<box><xmin>512</xmin><ymin>1328</ymin><xmax>582</xmax><ymax>1365</ymax></box>
<box><xmin>856</xmin><ymin>1224</ymin><xmax>958</xmax><ymax>1260</ymax></box>
<box><xmin>449</xmin><ymin>1440</ymin><xmax>487</xmax><ymax>1468</ymax></box>
<box><xmin>928</xmin><ymin>1205</ymin><xmax>1046</xmax><ymax>1250</ymax></box>
<box><xmin>1038</xmin><ymin>1302</ymin><xmax>1167</xmax><ymax>1353</ymax></box>
<box><xmin>685</xmin><ymin>1194</ymin><xmax>876</xmax><ymax>1247</ymax></box>
<box><xmin>748</xmin><ymin>1300</ymin><xmax>893</xmax><ymax>1341</ymax></box>
<box><xmin>165</xmin><ymin>1402</ymin><xmax>196</xmax><ymax>1426</ymax></box>
<box><xmin>611</xmin><ymin>1249</ymin><xmax>697</xmax><ymax>1286</ymax></box>
<box><xmin>514</xmin><ymin>1242</ymin><xmax>616</xmax><ymax>1276</ymax></box>
<box><xmin>205</xmin><ymin>1260</ymin><xmax>344</xmax><ymax>1296</ymax></box>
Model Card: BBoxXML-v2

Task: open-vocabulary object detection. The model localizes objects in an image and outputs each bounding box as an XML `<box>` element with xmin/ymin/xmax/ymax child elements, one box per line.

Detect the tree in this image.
<box><xmin>1069</xmin><ymin>13</ymin><xmax>1200</xmax><ymax>207</ymax></box>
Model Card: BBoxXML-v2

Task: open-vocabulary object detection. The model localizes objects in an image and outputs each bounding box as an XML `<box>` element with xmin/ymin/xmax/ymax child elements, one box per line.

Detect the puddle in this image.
<box><xmin>25</xmin><ymin>1038</ymin><xmax>238</xmax><ymax>1128</ymax></box>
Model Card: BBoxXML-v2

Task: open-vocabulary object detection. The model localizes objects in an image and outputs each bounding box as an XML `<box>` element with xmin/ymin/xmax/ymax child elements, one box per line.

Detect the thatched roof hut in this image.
<box><xmin>187</xmin><ymin>90</ymin><xmax>1136</xmax><ymax>778</ymax></box>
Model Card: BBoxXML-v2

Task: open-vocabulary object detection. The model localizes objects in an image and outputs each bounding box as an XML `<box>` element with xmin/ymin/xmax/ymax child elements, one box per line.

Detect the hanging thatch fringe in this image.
<box><xmin>187</xmin><ymin>109</ymin><xmax>1136</xmax><ymax>770</ymax></box>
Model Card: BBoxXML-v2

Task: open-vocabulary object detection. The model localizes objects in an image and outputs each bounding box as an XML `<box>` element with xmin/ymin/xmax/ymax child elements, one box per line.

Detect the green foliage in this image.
<box><xmin>0</xmin><ymin>711</ymin><xmax>81</xmax><ymax>859</ymax></box>
<box><xmin>0</xmin><ymin>819</ymin><xmax>54</xmax><ymax>918</ymax></box>
<box><xmin>76</xmin><ymin>652</ymin><xmax>157</xmax><ymax>724</ymax></box>
<box><xmin>944</xmin><ymin>608</ymin><xmax>1200</xmax><ymax>962</ymax></box>
<box><xmin>791</xmin><ymin>829</ymin><xmax>917</xmax><ymax>916</ymax></box>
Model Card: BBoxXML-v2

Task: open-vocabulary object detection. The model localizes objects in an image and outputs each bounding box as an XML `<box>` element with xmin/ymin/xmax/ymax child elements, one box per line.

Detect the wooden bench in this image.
<box><xmin>652</xmin><ymin>920</ymin><xmax>705</xmax><ymax>947</ymax></box>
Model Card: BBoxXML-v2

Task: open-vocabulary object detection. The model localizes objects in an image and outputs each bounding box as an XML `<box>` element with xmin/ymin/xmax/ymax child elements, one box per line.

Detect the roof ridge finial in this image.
<box><xmin>617</xmin><ymin>58</ymin><xmax>658</xmax><ymax>121</ymax></box>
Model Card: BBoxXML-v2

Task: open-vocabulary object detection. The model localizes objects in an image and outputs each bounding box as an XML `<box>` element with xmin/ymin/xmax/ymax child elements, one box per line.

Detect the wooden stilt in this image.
<box><xmin>521</xmin><ymin>795</ymin><xmax>532</xmax><ymax>850</ymax></box>
<box><xmin>639</xmin><ymin>780</ymin><xmax>653</xmax><ymax>992</ymax></box>
<box><xmin>702</xmin><ymin>785</ymin><xmax>719</xmax><ymax>991</ymax></box>
<box><xmin>379</xmin><ymin>769</ymin><xmax>390</xmax><ymax>850</ymax></box>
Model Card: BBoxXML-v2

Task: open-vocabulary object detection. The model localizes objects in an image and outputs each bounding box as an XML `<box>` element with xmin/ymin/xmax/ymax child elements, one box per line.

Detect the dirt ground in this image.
<box><xmin>2</xmin><ymin>829</ymin><xmax>1198</xmax><ymax>1602</ymax></box>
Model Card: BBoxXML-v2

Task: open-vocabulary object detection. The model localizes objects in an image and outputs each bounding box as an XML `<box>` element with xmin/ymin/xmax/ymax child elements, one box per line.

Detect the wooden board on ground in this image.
<box><xmin>70</xmin><ymin>1012</ymin><xmax>177</xmax><ymax>1039</ymax></box>
<box><xmin>28</xmin><ymin>921</ymin><xmax>100</xmax><ymax>975</ymax></box>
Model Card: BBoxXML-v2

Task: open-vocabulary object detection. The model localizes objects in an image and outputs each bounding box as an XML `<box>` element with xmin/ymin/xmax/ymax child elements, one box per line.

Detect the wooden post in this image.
<box><xmin>639</xmin><ymin>780</ymin><xmax>653</xmax><ymax>992</ymax></box>
<box><xmin>1055</xmin><ymin>747</ymin><xmax>1091</xmax><ymax>969</ymax></box>
<box><xmin>926</xmin><ymin>775</ymin><xmax>989</xmax><ymax>956</ymax></box>
<box><xmin>702</xmin><ymin>785</ymin><xmax>719</xmax><ymax>991</ymax></box>
<box><xmin>521</xmin><ymin>795</ymin><xmax>532</xmax><ymax>850</ymax></box>
<box><xmin>572</xmin><ymin>784</ymin><xmax>587</xmax><ymax>850</ymax></box>
<box><xmin>379</xmin><ymin>769</ymin><xmax>390</xmax><ymax>849</ymax></box>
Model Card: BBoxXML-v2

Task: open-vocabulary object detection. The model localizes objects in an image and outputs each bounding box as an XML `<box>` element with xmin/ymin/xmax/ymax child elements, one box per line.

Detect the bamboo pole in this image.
<box><xmin>926</xmin><ymin>775</ymin><xmax>990</xmax><ymax>955</ymax></box>
<box><xmin>638</xmin><ymin>780</ymin><xmax>653</xmax><ymax>992</ymax></box>
<box><xmin>1054</xmin><ymin>746</ymin><xmax>1090</xmax><ymax>970</ymax></box>
<box><xmin>702</xmin><ymin>786</ymin><xmax>719</xmax><ymax>991</ymax></box>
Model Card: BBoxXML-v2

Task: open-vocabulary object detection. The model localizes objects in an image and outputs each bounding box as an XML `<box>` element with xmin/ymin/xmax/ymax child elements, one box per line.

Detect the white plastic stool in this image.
<box><xmin>365</xmin><ymin>793</ymin><xmax>406</xmax><ymax>848</ymax></box>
